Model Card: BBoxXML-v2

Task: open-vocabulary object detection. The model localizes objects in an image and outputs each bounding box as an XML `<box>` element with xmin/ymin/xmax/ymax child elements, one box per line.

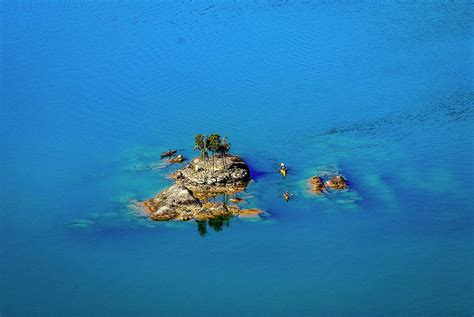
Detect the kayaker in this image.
<box><xmin>284</xmin><ymin>191</ymin><xmax>290</xmax><ymax>202</ymax></box>
<box><xmin>280</xmin><ymin>162</ymin><xmax>288</xmax><ymax>177</ymax></box>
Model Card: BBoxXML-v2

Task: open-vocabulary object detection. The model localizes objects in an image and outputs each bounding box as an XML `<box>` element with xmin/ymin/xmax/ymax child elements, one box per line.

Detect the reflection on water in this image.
<box><xmin>197</xmin><ymin>220</ymin><xmax>207</xmax><ymax>237</ymax></box>
<box><xmin>196</xmin><ymin>216</ymin><xmax>232</xmax><ymax>237</ymax></box>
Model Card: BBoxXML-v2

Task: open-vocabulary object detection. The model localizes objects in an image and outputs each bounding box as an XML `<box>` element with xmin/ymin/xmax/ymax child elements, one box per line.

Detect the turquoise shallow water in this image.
<box><xmin>1</xmin><ymin>1</ymin><xmax>473</xmax><ymax>316</ymax></box>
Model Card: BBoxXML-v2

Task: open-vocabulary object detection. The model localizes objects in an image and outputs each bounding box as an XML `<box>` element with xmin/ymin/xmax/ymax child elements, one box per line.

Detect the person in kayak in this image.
<box><xmin>280</xmin><ymin>162</ymin><xmax>288</xmax><ymax>177</ymax></box>
<box><xmin>284</xmin><ymin>191</ymin><xmax>290</xmax><ymax>202</ymax></box>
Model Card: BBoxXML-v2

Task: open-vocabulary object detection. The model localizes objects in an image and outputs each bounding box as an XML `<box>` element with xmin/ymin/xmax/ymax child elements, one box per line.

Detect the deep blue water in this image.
<box><xmin>1</xmin><ymin>1</ymin><xmax>473</xmax><ymax>316</ymax></box>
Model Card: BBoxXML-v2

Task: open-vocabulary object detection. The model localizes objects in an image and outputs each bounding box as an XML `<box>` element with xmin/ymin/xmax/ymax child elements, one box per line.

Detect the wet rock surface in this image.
<box><xmin>238</xmin><ymin>208</ymin><xmax>263</xmax><ymax>218</ymax></box>
<box><xmin>310</xmin><ymin>174</ymin><xmax>349</xmax><ymax>193</ymax></box>
<box><xmin>325</xmin><ymin>175</ymin><xmax>348</xmax><ymax>190</ymax></box>
<box><xmin>309</xmin><ymin>176</ymin><xmax>326</xmax><ymax>194</ymax></box>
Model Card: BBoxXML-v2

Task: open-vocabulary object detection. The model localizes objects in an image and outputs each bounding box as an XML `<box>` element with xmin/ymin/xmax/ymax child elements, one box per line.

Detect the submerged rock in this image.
<box><xmin>238</xmin><ymin>208</ymin><xmax>263</xmax><ymax>218</ymax></box>
<box><xmin>230</xmin><ymin>197</ymin><xmax>244</xmax><ymax>204</ymax></box>
<box><xmin>325</xmin><ymin>175</ymin><xmax>348</xmax><ymax>190</ymax></box>
<box><xmin>69</xmin><ymin>218</ymin><xmax>95</xmax><ymax>229</ymax></box>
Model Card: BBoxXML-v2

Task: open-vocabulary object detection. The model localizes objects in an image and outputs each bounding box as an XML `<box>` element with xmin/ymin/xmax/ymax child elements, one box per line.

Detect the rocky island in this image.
<box><xmin>143</xmin><ymin>134</ymin><xmax>263</xmax><ymax>222</ymax></box>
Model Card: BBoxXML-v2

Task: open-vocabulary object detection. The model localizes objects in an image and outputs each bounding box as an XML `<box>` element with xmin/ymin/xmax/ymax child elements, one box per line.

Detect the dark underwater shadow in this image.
<box><xmin>316</xmin><ymin>93</ymin><xmax>473</xmax><ymax>139</ymax></box>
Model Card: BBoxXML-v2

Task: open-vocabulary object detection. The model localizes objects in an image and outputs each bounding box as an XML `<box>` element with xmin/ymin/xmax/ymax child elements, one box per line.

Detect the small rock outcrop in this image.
<box><xmin>325</xmin><ymin>175</ymin><xmax>348</xmax><ymax>190</ymax></box>
<box><xmin>309</xmin><ymin>176</ymin><xmax>326</xmax><ymax>194</ymax></box>
<box><xmin>309</xmin><ymin>174</ymin><xmax>349</xmax><ymax>193</ymax></box>
<box><xmin>168</xmin><ymin>154</ymin><xmax>185</xmax><ymax>163</ymax></box>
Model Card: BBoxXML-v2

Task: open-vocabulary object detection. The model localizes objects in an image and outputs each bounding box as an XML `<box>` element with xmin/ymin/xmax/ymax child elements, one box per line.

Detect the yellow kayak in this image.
<box><xmin>280</xmin><ymin>168</ymin><xmax>287</xmax><ymax>177</ymax></box>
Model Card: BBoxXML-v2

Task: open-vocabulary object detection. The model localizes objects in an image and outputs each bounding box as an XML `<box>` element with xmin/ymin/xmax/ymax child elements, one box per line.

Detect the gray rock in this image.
<box><xmin>144</xmin><ymin>184</ymin><xmax>202</xmax><ymax>221</ymax></box>
<box><xmin>172</xmin><ymin>155</ymin><xmax>251</xmax><ymax>193</ymax></box>
<box><xmin>151</xmin><ymin>206</ymin><xmax>178</xmax><ymax>221</ymax></box>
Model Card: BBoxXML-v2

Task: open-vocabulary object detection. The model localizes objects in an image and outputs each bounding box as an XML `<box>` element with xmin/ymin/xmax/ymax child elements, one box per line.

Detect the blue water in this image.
<box><xmin>1</xmin><ymin>1</ymin><xmax>473</xmax><ymax>316</ymax></box>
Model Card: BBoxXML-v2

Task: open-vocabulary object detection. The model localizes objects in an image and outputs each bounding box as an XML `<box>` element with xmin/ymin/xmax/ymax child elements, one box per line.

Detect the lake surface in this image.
<box><xmin>1</xmin><ymin>1</ymin><xmax>473</xmax><ymax>316</ymax></box>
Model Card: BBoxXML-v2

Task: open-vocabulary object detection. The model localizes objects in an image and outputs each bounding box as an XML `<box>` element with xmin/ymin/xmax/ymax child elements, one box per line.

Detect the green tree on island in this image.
<box><xmin>206</xmin><ymin>133</ymin><xmax>221</xmax><ymax>174</ymax></box>
<box><xmin>194</xmin><ymin>133</ymin><xmax>210</xmax><ymax>172</ymax></box>
<box><xmin>217</xmin><ymin>136</ymin><xmax>231</xmax><ymax>169</ymax></box>
<box><xmin>194</xmin><ymin>134</ymin><xmax>207</xmax><ymax>159</ymax></box>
